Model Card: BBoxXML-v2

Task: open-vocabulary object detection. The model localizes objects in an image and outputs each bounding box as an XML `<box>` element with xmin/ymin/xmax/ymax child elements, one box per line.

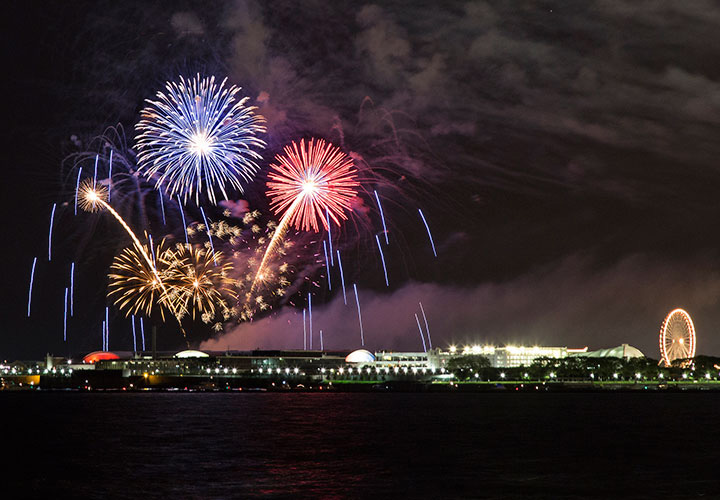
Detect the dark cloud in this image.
<box><xmin>170</xmin><ymin>12</ymin><xmax>205</xmax><ymax>37</ymax></box>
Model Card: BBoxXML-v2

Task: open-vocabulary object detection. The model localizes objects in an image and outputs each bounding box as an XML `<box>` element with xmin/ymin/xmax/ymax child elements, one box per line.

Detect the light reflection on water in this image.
<box><xmin>4</xmin><ymin>392</ymin><xmax>719</xmax><ymax>498</ymax></box>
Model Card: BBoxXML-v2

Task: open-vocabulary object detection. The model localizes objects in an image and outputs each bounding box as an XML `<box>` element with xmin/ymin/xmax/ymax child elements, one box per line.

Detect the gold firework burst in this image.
<box><xmin>165</xmin><ymin>244</ymin><xmax>236</xmax><ymax>322</ymax></box>
<box><xmin>107</xmin><ymin>238</ymin><xmax>177</xmax><ymax>320</ymax></box>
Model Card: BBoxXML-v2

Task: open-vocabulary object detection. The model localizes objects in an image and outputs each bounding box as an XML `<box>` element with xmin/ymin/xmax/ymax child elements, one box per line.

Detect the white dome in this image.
<box><xmin>582</xmin><ymin>344</ymin><xmax>645</xmax><ymax>360</ymax></box>
<box><xmin>175</xmin><ymin>349</ymin><xmax>210</xmax><ymax>358</ymax></box>
<box><xmin>345</xmin><ymin>349</ymin><xmax>375</xmax><ymax>363</ymax></box>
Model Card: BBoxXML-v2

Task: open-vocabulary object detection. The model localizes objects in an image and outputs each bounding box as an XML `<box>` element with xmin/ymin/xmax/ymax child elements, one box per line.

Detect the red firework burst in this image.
<box><xmin>267</xmin><ymin>138</ymin><xmax>359</xmax><ymax>232</ymax></box>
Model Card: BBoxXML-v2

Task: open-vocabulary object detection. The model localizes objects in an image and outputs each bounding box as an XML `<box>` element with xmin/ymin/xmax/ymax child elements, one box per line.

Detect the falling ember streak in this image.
<box><xmin>93</xmin><ymin>154</ymin><xmax>98</xmax><ymax>190</ymax></box>
<box><xmin>178</xmin><ymin>200</ymin><xmax>189</xmax><ymax>246</ymax></box>
<box><xmin>70</xmin><ymin>262</ymin><xmax>75</xmax><ymax>316</ymax></box>
<box><xmin>419</xmin><ymin>302</ymin><xmax>432</xmax><ymax>350</ymax></box>
<box><xmin>148</xmin><ymin>233</ymin><xmax>156</xmax><ymax>267</ymax></box>
<box><xmin>74</xmin><ymin>167</ymin><xmax>82</xmax><ymax>215</ymax></box>
<box><xmin>200</xmin><ymin>206</ymin><xmax>217</xmax><ymax>265</ymax></box>
<box><xmin>418</xmin><ymin>208</ymin><xmax>437</xmax><ymax>257</ymax></box>
<box><xmin>63</xmin><ymin>288</ymin><xmax>68</xmax><ymax>341</ymax></box>
<box><xmin>108</xmin><ymin>149</ymin><xmax>113</xmax><ymax>201</ymax></box>
<box><xmin>323</xmin><ymin>240</ymin><xmax>332</xmax><ymax>290</ymax></box>
<box><xmin>27</xmin><ymin>257</ymin><xmax>37</xmax><ymax>317</ymax></box>
<box><xmin>336</xmin><ymin>250</ymin><xmax>347</xmax><ymax>305</ymax></box>
<box><xmin>374</xmin><ymin>190</ymin><xmax>389</xmax><ymax>245</ymax></box>
<box><xmin>353</xmin><ymin>283</ymin><xmax>364</xmax><ymax>346</ymax></box>
<box><xmin>159</xmin><ymin>194</ymin><xmax>166</xmax><ymax>225</ymax></box>
<box><xmin>131</xmin><ymin>315</ymin><xmax>137</xmax><ymax>353</ymax></box>
<box><xmin>48</xmin><ymin>203</ymin><xmax>57</xmax><ymax>261</ymax></box>
<box><xmin>308</xmin><ymin>293</ymin><xmax>313</xmax><ymax>350</ymax></box>
<box><xmin>415</xmin><ymin>313</ymin><xmax>427</xmax><ymax>352</ymax></box>
<box><xmin>140</xmin><ymin>318</ymin><xmax>146</xmax><ymax>351</ymax></box>
<box><xmin>320</xmin><ymin>330</ymin><xmax>324</xmax><ymax>351</ymax></box>
<box><xmin>326</xmin><ymin>208</ymin><xmax>334</xmax><ymax>266</ymax></box>
<box><xmin>303</xmin><ymin>308</ymin><xmax>307</xmax><ymax>351</ymax></box>
<box><xmin>375</xmin><ymin>234</ymin><xmax>389</xmax><ymax>287</ymax></box>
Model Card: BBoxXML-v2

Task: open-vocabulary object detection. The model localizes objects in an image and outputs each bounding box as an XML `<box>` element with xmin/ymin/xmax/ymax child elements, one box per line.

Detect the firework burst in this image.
<box><xmin>135</xmin><ymin>75</ymin><xmax>266</xmax><ymax>205</ymax></box>
<box><xmin>251</xmin><ymin>139</ymin><xmax>358</xmax><ymax>294</ymax></box>
<box><xmin>78</xmin><ymin>178</ymin><xmax>108</xmax><ymax>213</ymax></box>
<box><xmin>267</xmin><ymin>138</ymin><xmax>359</xmax><ymax>232</ymax></box>
<box><xmin>107</xmin><ymin>238</ymin><xmax>176</xmax><ymax>319</ymax></box>
<box><xmin>165</xmin><ymin>243</ymin><xmax>236</xmax><ymax>324</ymax></box>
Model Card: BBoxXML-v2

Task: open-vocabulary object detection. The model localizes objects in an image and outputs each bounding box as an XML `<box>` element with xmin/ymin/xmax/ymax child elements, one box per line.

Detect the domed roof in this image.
<box><xmin>83</xmin><ymin>351</ymin><xmax>120</xmax><ymax>363</ymax></box>
<box><xmin>345</xmin><ymin>349</ymin><xmax>376</xmax><ymax>363</ymax></box>
<box><xmin>583</xmin><ymin>344</ymin><xmax>645</xmax><ymax>359</ymax></box>
<box><xmin>175</xmin><ymin>349</ymin><xmax>210</xmax><ymax>358</ymax></box>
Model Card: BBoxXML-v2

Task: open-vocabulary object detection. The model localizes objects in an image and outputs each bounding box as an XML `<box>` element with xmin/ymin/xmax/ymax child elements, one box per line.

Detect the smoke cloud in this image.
<box><xmin>203</xmin><ymin>253</ymin><xmax>720</xmax><ymax>357</ymax></box>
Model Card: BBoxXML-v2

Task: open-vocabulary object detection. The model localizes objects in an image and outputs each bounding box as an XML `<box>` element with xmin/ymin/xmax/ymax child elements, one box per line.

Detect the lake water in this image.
<box><xmin>4</xmin><ymin>392</ymin><xmax>719</xmax><ymax>498</ymax></box>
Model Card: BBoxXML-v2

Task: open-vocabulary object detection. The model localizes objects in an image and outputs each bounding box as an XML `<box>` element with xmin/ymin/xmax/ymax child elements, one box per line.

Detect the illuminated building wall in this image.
<box><xmin>446</xmin><ymin>345</ymin><xmax>575</xmax><ymax>368</ymax></box>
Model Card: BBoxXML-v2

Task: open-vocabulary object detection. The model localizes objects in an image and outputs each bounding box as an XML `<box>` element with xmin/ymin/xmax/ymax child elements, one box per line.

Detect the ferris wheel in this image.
<box><xmin>659</xmin><ymin>308</ymin><xmax>696</xmax><ymax>367</ymax></box>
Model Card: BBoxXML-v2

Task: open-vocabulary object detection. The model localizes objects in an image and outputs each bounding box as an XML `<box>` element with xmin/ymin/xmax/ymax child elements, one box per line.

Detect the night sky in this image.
<box><xmin>5</xmin><ymin>1</ymin><xmax>720</xmax><ymax>360</ymax></box>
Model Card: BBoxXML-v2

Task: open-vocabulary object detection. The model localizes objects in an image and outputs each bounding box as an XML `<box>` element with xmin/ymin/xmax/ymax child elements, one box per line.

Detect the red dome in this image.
<box><xmin>83</xmin><ymin>351</ymin><xmax>120</xmax><ymax>363</ymax></box>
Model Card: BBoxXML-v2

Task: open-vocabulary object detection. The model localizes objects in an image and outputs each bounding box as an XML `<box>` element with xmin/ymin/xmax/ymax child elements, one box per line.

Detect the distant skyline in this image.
<box><xmin>5</xmin><ymin>1</ymin><xmax>720</xmax><ymax>359</ymax></box>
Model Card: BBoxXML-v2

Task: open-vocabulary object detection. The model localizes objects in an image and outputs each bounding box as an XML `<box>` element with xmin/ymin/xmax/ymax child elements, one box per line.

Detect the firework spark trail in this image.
<box><xmin>320</xmin><ymin>330</ymin><xmax>324</xmax><ymax>351</ymax></box>
<box><xmin>82</xmin><ymin>180</ymin><xmax>191</xmax><ymax>345</ymax></box>
<box><xmin>70</xmin><ymin>262</ymin><xmax>75</xmax><ymax>316</ymax></box>
<box><xmin>131</xmin><ymin>315</ymin><xmax>137</xmax><ymax>353</ymax></box>
<box><xmin>250</xmin><ymin>197</ymin><xmax>301</xmax><ymax>293</ymax></box>
<box><xmin>200</xmin><ymin>206</ymin><xmax>217</xmax><ymax>264</ymax></box>
<box><xmin>63</xmin><ymin>288</ymin><xmax>68</xmax><ymax>341</ymax></box>
<box><xmin>415</xmin><ymin>313</ymin><xmax>427</xmax><ymax>352</ymax></box>
<box><xmin>105</xmin><ymin>306</ymin><xmax>110</xmax><ymax>350</ymax></box>
<box><xmin>27</xmin><ymin>257</ymin><xmax>37</xmax><ymax>317</ymax></box>
<box><xmin>418</xmin><ymin>208</ymin><xmax>437</xmax><ymax>257</ymax></box>
<box><xmin>323</xmin><ymin>240</ymin><xmax>332</xmax><ymax>291</ymax></box>
<box><xmin>108</xmin><ymin>149</ymin><xmax>113</xmax><ymax>201</ymax></box>
<box><xmin>326</xmin><ymin>208</ymin><xmax>334</xmax><ymax>266</ymax></box>
<box><xmin>101</xmin><ymin>320</ymin><xmax>106</xmax><ymax>351</ymax></box>
<box><xmin>159</xmin><ymin>193</ymin><xmax>166</xmax><ymax>225</ymax></box>
<box><xmin>375</xmin><ymin>234</ymin><xmax>389</xmax><ymax>287</ymax></box>
<box><xmin>140</xmin><ymin>318</ymin><xmax>146</xmax><ymax>351</ymax></box>
<box><xmin>135</xmin><ymin>75</ymin><xmax>266</xmax><ymax>205</ymax></box>
<box><xmin>336</xmin><ymin>250</ymin><xmax>347</xmax><ymax>305</ymax></box>
<box><xmin>353</xmin><ymin>283</ymin><xmax>364</xmax><ymax>346</ymax></box>
<box><xmin>419</xmin><ymin>302</ymin><xmax>432</xmax><ymax>349</ymax></box>
<box><xmin>303</xmin><ymin>308</ymin><xmax>307</xmax><ymax>350</ymax></box>
<box><xmin>48</xmin><ymin>203</ymin><xmax>57</xmax><ymax>261</ymax></box>
<box><xmin>80</xmin><ymin>182</ymin><xmax>171</xmax><ymax>305</ymax></box>
<box><xmin>178</xmin><ymin>200</ymin><xmax>189</xmax><ymax>245</ymax></box>
<box><xmin>374</xmin><ymin>190</ymin><xmax>389</xmax><ymax>244</ymax></box>
<box><xmin>308</xmin><ymin>293</ymin><xmax>313</xmax><ymax>350</ymax></box>
<box><xmin>74</xmin><ymin>167</ymin><xmax>82</xmax><ymax>215</ymax></box>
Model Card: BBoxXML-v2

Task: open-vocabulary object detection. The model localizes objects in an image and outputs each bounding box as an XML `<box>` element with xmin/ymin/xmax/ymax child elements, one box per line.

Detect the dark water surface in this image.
<box><xmin>3</xmin><ymin>392</ymin><xmax>719</xmax><ymax>499</ymax></box>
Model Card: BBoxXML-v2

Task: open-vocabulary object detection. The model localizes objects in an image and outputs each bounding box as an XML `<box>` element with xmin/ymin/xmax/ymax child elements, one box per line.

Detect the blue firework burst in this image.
<box><xmin>135</xmin><ymin>75</ymin><xmax>266</xmax><ymax>205</ymax></box>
